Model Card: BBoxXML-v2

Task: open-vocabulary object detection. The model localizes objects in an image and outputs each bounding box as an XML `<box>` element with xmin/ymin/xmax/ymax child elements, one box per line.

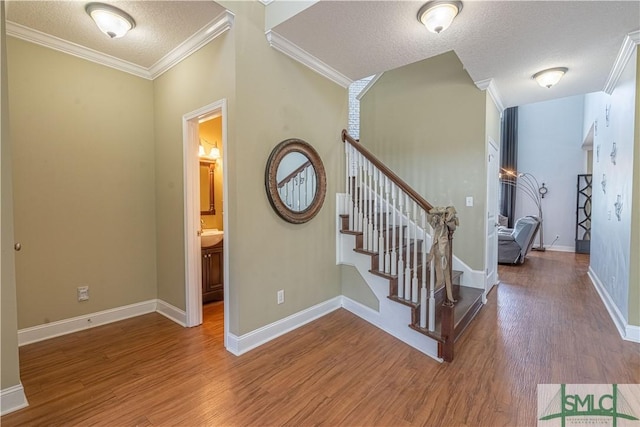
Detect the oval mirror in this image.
<box><xmin>265</xmin><ymin>138</ymin><xmax>327</xmax><ymax>224</ymax></box>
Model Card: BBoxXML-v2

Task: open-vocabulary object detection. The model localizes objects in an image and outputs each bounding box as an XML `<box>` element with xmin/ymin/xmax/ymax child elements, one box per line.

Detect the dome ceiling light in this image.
<box><xmin>532</xmin><ymin>67</ymin><xmax>568</xmax><ymax>88</ymax></box>
<box><xmin>417</xmin><ymin>1</ymin><xmax>463</xmax><ymax>34</ymax></box>
<box><xmin>86</xmin><ymin>3</ymin><xmax>136</xmax><ymax>39</ymax></box>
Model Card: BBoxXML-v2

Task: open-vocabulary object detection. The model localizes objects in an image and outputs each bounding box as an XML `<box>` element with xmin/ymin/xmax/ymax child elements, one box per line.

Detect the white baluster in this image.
<box><xmin>367</xmin><ymin>162</ymin><xmax>373</xmax><ymax>252</ymax></box>
<box><xmin>429</xmin><ymin>222</ymin><xmax>436</xmax><ymax>332</ymax></box>
<box><xmin>384</xmin><ymin>177</ymin><xmax>391</xmax><ymax>274</ymax></box>
<box><xmin>404</xmin><ymin>195</ymin><xmax>412</xmax><ymax>301</ymax></box>
<box><xmin>305</xmin><ymin>167</ymin><xmax>310</xmax><ymax>207</ymax></box>
<box><xmin>391</xmin><ymin>183</ymin><xmax>397</xmax><ymax>277</ymax></box>
<box><xmin>397</xmin><ymin>191</ymin><xmax>404</xmax><ymax>299</ymax></box>
<box><xmin>362</xmin><ymin>160</ymin><xmax>369</xmax><ymax>249</ymax></box>
<box><xmin>359</xmin><ymin>153</ymin><xmax>364</xmax><ymax>233</ymax></box>
<box><xmin>347</xmin><ymin>145</ymin><xmax>354</xmax><ymax>230</ymax></box>
<box><xmin>372</xmin><ymin>168</ymin><xmax>379</xmax><ymax>254</ymax></box>
<box><xmin>411</xmin><ymin>202</ymin><xmax>419</xmax><ymax>304</ymax></box>
<box><xmin>420</xmin><ymin>209</ymin><xmax>427</xmax><ymax>327</ymax></box>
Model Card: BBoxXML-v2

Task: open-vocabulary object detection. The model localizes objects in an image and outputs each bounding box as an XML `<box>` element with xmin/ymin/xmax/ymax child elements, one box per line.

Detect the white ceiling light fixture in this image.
<box><xmin>532</xmin><ymin>67</ymin><xmax>568</xmax><ymax>88</ymax></box>
<box><xmin>417</xmin><ymin>1</ymin><xmax>463</xmax><ymax>34</ymax></box>
<box><xmin>86</xmin><ymin>3</ymin><xmax>136</xmax><ymax>39</ymax></box>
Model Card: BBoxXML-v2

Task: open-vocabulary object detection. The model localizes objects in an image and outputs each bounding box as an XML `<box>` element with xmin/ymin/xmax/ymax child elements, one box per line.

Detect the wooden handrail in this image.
<box><xmin>341</xmin><ymin>129</ymin><xmax>433</xmax><ymax>212</ymax></box>
<box><xmin>277</xmin><ymin>160</ymin><xmax>312</xmax><ymax>189</ymax></box>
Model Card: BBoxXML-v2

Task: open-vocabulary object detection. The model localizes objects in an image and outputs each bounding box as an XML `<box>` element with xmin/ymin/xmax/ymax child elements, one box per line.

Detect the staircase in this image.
<box><xmin>337</xmin><ymin>130</ymin><xmax>484</xmax><ymax>362</ymax></box>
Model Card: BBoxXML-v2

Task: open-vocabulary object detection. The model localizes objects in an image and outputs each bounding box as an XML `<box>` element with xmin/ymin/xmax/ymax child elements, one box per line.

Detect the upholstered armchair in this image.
<box><xmin>498</xmin><ymin>216</ymin><xmax>541</xmax><ymax>264</ymax></box>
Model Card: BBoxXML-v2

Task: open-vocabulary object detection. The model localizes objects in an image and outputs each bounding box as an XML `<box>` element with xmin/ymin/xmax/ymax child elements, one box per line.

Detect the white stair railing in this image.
<box><xmin>343</xmin><ymin>130</ymin><xmax>453</xmax><ymax>332</ymax></box>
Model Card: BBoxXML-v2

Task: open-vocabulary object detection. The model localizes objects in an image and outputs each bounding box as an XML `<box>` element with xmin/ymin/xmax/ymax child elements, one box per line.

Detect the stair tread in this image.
<box><xmin>409</xmin><ymin>286</ymin><xmax>483</xmax><ymax>337</ymax></box>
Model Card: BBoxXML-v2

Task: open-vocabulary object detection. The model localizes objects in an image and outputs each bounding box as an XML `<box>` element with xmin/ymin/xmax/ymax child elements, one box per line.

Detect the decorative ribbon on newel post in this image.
<box><xmin>427</xmin><ymin>206</ymin><xmax>459</xmax><ymax>305</ymax></box>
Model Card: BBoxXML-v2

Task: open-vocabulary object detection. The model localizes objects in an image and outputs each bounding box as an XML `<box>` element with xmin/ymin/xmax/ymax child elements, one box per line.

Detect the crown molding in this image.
<box><xmin>356</xmin><ymin>73</ymin><xmax>383</xmax><ymax>100</ymax></box>
<box><xmin>474</xmin><ymin>78</ymin><xmax>505</xmax><ymax>112</ymax></box>
<box><xmin>6</xmin><ymin>10</ymin><xmax>234</xmax><ymax>81</ymax></box>
<box><xmin>258</xmin><ymin>0</ymin><xmax>275</xmax><ymax>5</ymax></box>
<box><xmin>6</xmin><ymin>21</ymin><xmax>150</xmax><ymax>79</ymax></box>
<box><xmin>603</xmin><ymin>30</ymin><xmax>640</xmax><ymax>95</ymax></box>
<box><xmin>265</xmin><ymin>30</ymin><xmax>352</xmax><ymax>88</ymax></box>
<box><xmin>149</xmin><ymin>10</ymin><xmax>234</xmax><ymax>79</ymax></box>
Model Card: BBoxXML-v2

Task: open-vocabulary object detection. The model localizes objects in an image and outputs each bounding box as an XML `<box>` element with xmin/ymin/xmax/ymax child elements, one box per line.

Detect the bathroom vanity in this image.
<box><xmin>202</xmin><ymin>240</ymin><xmax>223</xmax><ymax>303</ymax></box>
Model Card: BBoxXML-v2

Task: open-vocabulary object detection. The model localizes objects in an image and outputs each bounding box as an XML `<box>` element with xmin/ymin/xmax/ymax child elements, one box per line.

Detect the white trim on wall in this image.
<box><xmin>265</xmin><ymin>30</ymin><xmax>352</xmax><ymax>88</ymax></box>
<box><xmin>0</xmin><ymin>383</ymin><xmax>28</xmax><ymax>416</ymax></box>
<box><xmin>603</xmin><ymin>30</ymin><xmax>640</xmax><ymax>94</ymax></box>
<box><xmin>156</xmin><ymin>300</ymin><xmax>187</xmax><ymax>326</ymax></box>
<box><xmin>545</xmin><ymin>245</ymin><xmax>575</xmax><ymax>253</ymax></box>
<box><xmin>149</xmin><ymin>10</ymin><xmax>234</xmax><ymax>79</ymax></box>
<box><xmin>17</xmin><ymin>300</ymin><xmax>184</xmax><ymax>347</ymax></box>
<box><xmin>5</xmin><ymin>11</ymin><xmax>234</xmax><ymax>80</ymax></box>
<box><xmin>474</xmin><ymin>78</ymin><xmax>505</xmax><ymax>113</ymax></box>
<box><xmin>588</xmin><ymin>267</ymin><xmax>639</xmax><ymax>343</ymax></box>
<box><xmin>356</xmin><ymin>73</ymin><xmax>383</xmax><ymax>101</ymax></box>
<box><xmin>226</xmin><ymin>296</ymin><xmax>343</xmax><ymax>356</ymax></box>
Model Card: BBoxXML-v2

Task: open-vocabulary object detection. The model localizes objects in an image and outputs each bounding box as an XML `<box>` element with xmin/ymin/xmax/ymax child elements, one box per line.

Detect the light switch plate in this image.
<box><xmin>465</xmin><ymin>196</ymin><xmax>473</xmax><ymax>207</ymax></box>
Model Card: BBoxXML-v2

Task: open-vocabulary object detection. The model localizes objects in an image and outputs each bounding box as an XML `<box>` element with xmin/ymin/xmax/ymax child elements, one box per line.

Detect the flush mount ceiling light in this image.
<box><xmin>86</xmin><ymin>3</ymin><xmax>135</xmax><ymax>39</ymax></box>
<box><xmin>417</xmin><ymin>1</ymin><xmax>463</xmax><ymax>34</ymax></box>
<box><xmin>532</xmin><ymin>67</ymin><xmax>568</xmax><ymax>88</ymax></box>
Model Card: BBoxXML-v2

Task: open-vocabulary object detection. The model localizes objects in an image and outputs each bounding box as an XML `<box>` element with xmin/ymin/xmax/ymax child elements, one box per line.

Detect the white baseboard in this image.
<box><xmin>18</xmin><ymin>300</ymin><xmax>157</xmax><ymax>346</ymax></box>
<box><xmin>156</xmin><ymin>299</ymin><xmax>186</xmax><ymax>327</ymax></box>
<box><xmin>546</xmin><ymin>245</ymin><xmax>575</xmax><ymax>252</ymax></box>
<box><xmin>627</xmin><ymin>324</ymin><xmax>640</xmax><ymax>342</ymax></box>
<box><xmin>17</xmin><ymin>299</ymin><xmax>188</xmax><ymax>346</ymax></box>
<box><xmin>0</xmin><ymin>383</ymin><xmax>28</xmax><ymax>415</ymax></box>
<box><xmin>588</xmin><ymin>267</ymin><xmax>639</xmax><ymax>343</ymax></box>
<box><xmin>226</xmin><ymin>296</ymin><xmax>343</xmax><ymax>356</ymax></box>
<box><xmin>341</xmin><ymin>295</ymin><xmax>383</xmax><ymax>328</ymax></box>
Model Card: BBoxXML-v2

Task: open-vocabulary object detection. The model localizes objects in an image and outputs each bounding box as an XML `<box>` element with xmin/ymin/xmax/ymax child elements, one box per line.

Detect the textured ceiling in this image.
<box><xmin>274</xmin><ymin>1</ymin><xmax>640</xmax><ymax>107</ymax></box>
<box><xmin>6</xmin><ymin>0</ymin><xmax>226</xmax><ymax>69</ymax></box>
<box><xmin>4</xmin><ymin>1</ymin><xmax>639</xmax><ymax>108</ymax></box>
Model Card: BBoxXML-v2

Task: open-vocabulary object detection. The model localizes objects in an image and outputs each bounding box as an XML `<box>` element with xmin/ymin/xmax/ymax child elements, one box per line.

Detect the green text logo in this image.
<box><xmin>538</xmin><ymin>384</ymin><xmax>639</xmax><ymax>427</ymax></box>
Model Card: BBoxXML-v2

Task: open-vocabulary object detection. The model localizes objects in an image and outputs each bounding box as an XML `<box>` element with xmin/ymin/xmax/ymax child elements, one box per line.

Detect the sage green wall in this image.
<box><xmin>341</xmin><ymin>266</ymin><xmax>378</xmax><ymax>310</ymax></box>
<box><xmin>360</xmin><ymin>51</ymin><xmax>487</xmax><ymax>270</ymax></box>
<box><xmin>1</xmin><ymin>2</ymin><xmax>22</xmax><ymax>391</ymax></box>
<box><xmin>7</xmin><ymin>38</ymin><xmax>157</xmax><ymax>328</ymax></box>
<box><xmin>154</xmin><ymin>2</ymin><xmax>347</xmax><ymax>335</ymax></box>
<box><xmin>629</xmin><ymin>53</ymin><xmax>640</xmax><ymax>327</ymax></box>
<box><xmin>227</xmin><ymin>1</ymin><xmax>346</xmax><ymax>334</ymax></box>
<box><xmin>153</xmin><ymin>28</ymin><xmax>236</xmax><ymax>312</ymax></box>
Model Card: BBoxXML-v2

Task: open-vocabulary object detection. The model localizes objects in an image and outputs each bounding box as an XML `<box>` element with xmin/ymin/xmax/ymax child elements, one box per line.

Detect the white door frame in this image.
<box><xmin>484</xmin><ymin>137</ymin><xmax>500</xmax><ymax>302</ymax></box>
<box><xmin>182</xmin><ymin>99</ymin><xmax>229</xmax><ymax>348</ymax></box>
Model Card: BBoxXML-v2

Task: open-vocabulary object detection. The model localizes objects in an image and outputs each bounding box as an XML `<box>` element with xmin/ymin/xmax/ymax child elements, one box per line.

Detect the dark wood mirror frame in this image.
<box><xmin>200</xmin><ymin>161</ymin><xmax>216</xmax><ymax>215</ymax></box>
<box><xmin>265</xmin><ymin>138</ymin><xmax>327</xmax><ymax>224</ymax></box>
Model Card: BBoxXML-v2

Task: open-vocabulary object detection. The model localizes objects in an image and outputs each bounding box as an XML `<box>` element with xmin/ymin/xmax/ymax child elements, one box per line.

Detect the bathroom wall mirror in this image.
<box><xmin>265</xmin><ymin>138</ymin><xmax>327</xmax><ymax>224</ymax></box>
<box><xmin>200</xmin><ymin>161</ymin><xmax>216</xmax><ymax>215</ymax></box>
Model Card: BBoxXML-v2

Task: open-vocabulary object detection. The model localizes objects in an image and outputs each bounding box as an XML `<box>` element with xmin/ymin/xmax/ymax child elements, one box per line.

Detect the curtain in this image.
<box><xmin>500</xmin><ymin>107</ymin><xmax>518</xmax><ymax>228</ymax></box>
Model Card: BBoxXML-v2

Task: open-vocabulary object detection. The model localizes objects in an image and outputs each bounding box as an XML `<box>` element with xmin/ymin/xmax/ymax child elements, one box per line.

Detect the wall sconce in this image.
<box><xmin>199</xmin><ymin>138</ymin><xmax>221</xmax><ymax>162</ymax></box>
<box><xmin>532</xmin><ymin>67</ymin><xmax>568</xmax><ymax>88</ymax></box>
<box><xmin>86</xmin><ymin>3</ymin><xmax>136</xmax><ymax>39</ymax></box>
<box><xmin>417</xmin><ymin>1</ymin><xmax>463</xmax><ymax>34</ymax></box>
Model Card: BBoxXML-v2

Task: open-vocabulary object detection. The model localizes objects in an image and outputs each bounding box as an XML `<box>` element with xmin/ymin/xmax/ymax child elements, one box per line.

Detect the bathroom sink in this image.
<box><xmin>201</xmin><ymin>229</ymin><xmax>224</xmax><ymax>247</ymax></box>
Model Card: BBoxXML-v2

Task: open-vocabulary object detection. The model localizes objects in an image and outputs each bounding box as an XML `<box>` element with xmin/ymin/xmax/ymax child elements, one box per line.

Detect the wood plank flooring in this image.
<box><xmin>2</xmin><ymin>251</ymin><xmax>639</xmax><ymax>426</ymax></box>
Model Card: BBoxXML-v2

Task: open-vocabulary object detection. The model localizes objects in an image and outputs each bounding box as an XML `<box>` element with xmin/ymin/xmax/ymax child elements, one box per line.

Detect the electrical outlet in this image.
<box><xmin>277</xmin><ymin>289</ymin><xmax>284</xmax><ymax>305</ymax></box>
<box><xmin>77</xmin><ymin>286</ymin><xmax>89</xmax><ymax>302</ymax></box>
<box><xmin>465</xmin><ymin>196</ymin><xmax>474</xmax><ymax>207</ymax></box>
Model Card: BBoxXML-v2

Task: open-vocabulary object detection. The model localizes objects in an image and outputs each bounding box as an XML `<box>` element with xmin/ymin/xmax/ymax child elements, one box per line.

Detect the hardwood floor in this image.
<box><xmin>2</xmin><ymin>252</ymin><xmax>639</xmax><ymax>426</ymax></box>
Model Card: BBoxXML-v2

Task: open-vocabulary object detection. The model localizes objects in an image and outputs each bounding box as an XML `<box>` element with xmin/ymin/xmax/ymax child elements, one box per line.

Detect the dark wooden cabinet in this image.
<box><xmin>202</xmin><ymin>242</ymin><xmax>223</xmax><ymax>303</ymax></box>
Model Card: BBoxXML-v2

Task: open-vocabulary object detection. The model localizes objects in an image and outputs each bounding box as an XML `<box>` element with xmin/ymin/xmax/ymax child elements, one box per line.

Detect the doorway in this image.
<box><xmin>182</xmin><ymin>99</ymin><xmax>229</xmax><ymax>349</ymax></box>
<box><xmin>485</xmin><ymin>137</ymin><xmax>499</xmax><ymax>300</ymax></box>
